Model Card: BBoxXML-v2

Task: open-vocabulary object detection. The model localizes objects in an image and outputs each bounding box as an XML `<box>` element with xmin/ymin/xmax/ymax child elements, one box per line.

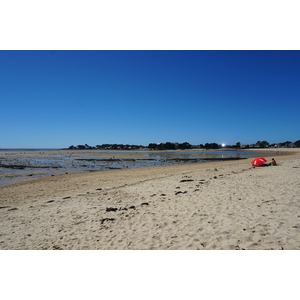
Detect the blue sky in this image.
<box><xmin>1</xmin><ymin>50</ymin><xmax>299</xmax><ymax>148</ymax></box>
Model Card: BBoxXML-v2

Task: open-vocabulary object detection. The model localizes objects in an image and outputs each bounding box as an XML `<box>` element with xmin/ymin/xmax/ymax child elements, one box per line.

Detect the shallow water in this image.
<box><xmin>0</xmin><ymin>150</ymin><xmax>260</xmax><ymax>186</ymax></box>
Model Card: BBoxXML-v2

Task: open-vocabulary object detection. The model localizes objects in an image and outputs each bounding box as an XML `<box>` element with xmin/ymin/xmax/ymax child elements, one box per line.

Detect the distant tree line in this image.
<box><xmin>228</xmin><ymin>140</ymin><xmax>300</xmax><ymax>149</ymax></box>
<box><xmin>148</xmin><ymin>142</ymin><xmax>192</xmax><ymax>150</ymax></box>
<box><xmin>67</xmin><ymin>144</ymin><xmax>146</xmax><ymax>150</ymax></box>
<box><xmin>66</xmin><ymin>139</ymin><xmax>300</xmax><ymax>150</ymax></box>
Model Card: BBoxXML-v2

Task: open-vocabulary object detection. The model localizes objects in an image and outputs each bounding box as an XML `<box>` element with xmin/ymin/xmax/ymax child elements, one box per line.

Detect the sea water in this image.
<box><xmin>0</xmin><ymin>150</ymin><xmax>259</xmax><ymax>186</ymax></box>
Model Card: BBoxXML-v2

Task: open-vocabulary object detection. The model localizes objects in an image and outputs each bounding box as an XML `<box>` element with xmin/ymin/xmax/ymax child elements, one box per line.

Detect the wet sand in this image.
<box><xmin>0</xmin><ymin>148</ymin><xmax>265</xmax><ymax>186</ymax></box>
<box><xmin>0</xmin><ymin>149</ymin><xmax>148</xmax><ymax>159</ymax></box>
<box><xmin>0</xmin><ymin>149</ymin><xmax>299</xmax><ymax>250</ymax></box>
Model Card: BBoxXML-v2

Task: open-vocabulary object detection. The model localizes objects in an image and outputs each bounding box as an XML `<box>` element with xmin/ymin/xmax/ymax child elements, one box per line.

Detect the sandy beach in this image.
<box><xmin>1</xmin><ymin>149</ymin><xmax>299</xmax><ymax>250</ymax></box>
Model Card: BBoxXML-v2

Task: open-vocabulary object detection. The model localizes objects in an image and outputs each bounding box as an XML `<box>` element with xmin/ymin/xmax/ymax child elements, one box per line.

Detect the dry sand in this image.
<box><xmin>1</xmin><ymin>149</ymin><xmax>300</xmax><ymax>250</ymax></box>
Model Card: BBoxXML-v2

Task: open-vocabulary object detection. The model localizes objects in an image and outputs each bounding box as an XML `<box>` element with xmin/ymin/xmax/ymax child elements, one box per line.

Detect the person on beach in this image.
<box><xmin>271</xmin><ymin>158</ymin><xmax>277</xmax><ymax>166</ymax></box>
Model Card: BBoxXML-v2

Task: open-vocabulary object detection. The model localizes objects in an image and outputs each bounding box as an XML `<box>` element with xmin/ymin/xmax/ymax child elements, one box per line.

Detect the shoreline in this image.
<box><xmin>2</xmin><ymin>148</ymin><xmax>298</xmax><ymax>190</ymax></box>
<box><xmin>0</xmin><ymin>148</ymin><xmax>296</xmax><ymax>187</ymax></box>
<box><xmin>1</xmin><ymin>148</ymin><xmax>300</xmax><ymax>250</ymax></box>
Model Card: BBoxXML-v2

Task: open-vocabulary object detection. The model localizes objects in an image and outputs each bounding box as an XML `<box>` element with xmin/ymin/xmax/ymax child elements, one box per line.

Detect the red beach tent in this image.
<box><xmin>251</xmin><ymin>157</ymin><xmax>267</xmax><ymax>166</ymax></box>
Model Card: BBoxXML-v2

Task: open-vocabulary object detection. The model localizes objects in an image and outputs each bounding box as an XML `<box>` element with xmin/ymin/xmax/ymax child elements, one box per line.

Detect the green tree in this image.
<box><xmin>281</xmin><ymin>141</ymin><xmax>292</xmax><ymax>147</ymax></box>
<box><xmin>148</xmin><ymin>143</ymin><xmax>157</xmax><ymax>149</ymax></box>
<box><xmin>166</xmin><ymin>142</ymin><xmax>176</xmax><ymax>150</ymax></box>
<box><xmin>178</xmin><ymin>142</ymin><xmax>191</xmax><ymax>150</ymax></box>
<box><xmin>205</xmin><ymin>143</ymin><xmax>219</xmax><ymax>149</ymax></box>
<box><xmin>294</xmin><ymin>140</ymin><xmax>300</xmax><ymax>147</ymax></box>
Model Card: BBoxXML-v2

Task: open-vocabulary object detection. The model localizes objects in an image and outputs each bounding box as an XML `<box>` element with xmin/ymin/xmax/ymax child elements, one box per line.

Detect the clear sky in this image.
<box><xmin>1</xmin><ymin>50</ymin><xmax>299</xmax><ymax>148</ymax></box>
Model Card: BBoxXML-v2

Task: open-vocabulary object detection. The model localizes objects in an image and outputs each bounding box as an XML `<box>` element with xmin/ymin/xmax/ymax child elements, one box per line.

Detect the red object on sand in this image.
<box><xmin>251</xmin><ymin>157</ymin><xmax>267</xmax><ymax>166</ymax></box>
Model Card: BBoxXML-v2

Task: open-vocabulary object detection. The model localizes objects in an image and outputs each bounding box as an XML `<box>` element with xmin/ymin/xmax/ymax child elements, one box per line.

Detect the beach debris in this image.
<box><xmin>101</xmin><ymin>218</ymin><xmax>115</xmax><ymax>224</ymax></box>
<box><xmin>63</xmin><ymin>196</ymin><xmax>71</xmax><ymax>199</ymax></box>
<box><xmin>96</xmin><ymin>188</ymin><xmax>102</xmax><ymax>191</ymax></box>
<box><xmin>106</xmin><ymin>207</ymin><xmax>118</xmax><ymax>212</ymax></box>
<box><xmin>129</xmin><ymin>206</ymin><xmax>136</xmax><ymax>210</ymax></box>
<box><xmin>160</xmin><ymin>194</ymin><xmax>166</xmax><ymax>196</ymax></box>
<box><xmin>141</xmin><ymin>203</ymin><xmax>149</xmax><ymax>206</ymax></box>
<box><xmin>180</xmin><ymin>179</ymin><xmax>194</xmax><ymax>182</ymax></box>
<box><xmin>53</xmin><ymin>245</ymin><xmax>62</xmax><ymax>250</ymax></box>
<box><xmin>175</xmin><ymin>191</ymin><xmax>187</xmax><ymax>195</ymax></box>
<box><xmin>47</xmin><ymin>200</ymin><xmax>55</xmax><ymax>203</ymax></box>
<box><xmin>0</xmin><ymin>206</ymin><xmax>10</xmax><ymax>209</ymax></box>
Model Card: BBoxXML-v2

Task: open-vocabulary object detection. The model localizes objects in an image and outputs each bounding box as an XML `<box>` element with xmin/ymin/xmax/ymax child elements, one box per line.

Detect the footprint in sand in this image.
<box><xmin>100</xmin><ymin>218</ymin><xmax>115</xmax><ymax>224</ymax></box>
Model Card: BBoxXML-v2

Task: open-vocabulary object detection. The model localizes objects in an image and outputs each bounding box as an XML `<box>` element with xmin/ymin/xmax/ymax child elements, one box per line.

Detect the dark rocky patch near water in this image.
<box><xmin>0</xmin><ymin>163</ymin><xmax>59</xmax><ymax>169</ymax></box>
<box><xmin>75</xmin><ymin>158</ymin><xmax>155</xmax><ymax>162</ymax></box>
